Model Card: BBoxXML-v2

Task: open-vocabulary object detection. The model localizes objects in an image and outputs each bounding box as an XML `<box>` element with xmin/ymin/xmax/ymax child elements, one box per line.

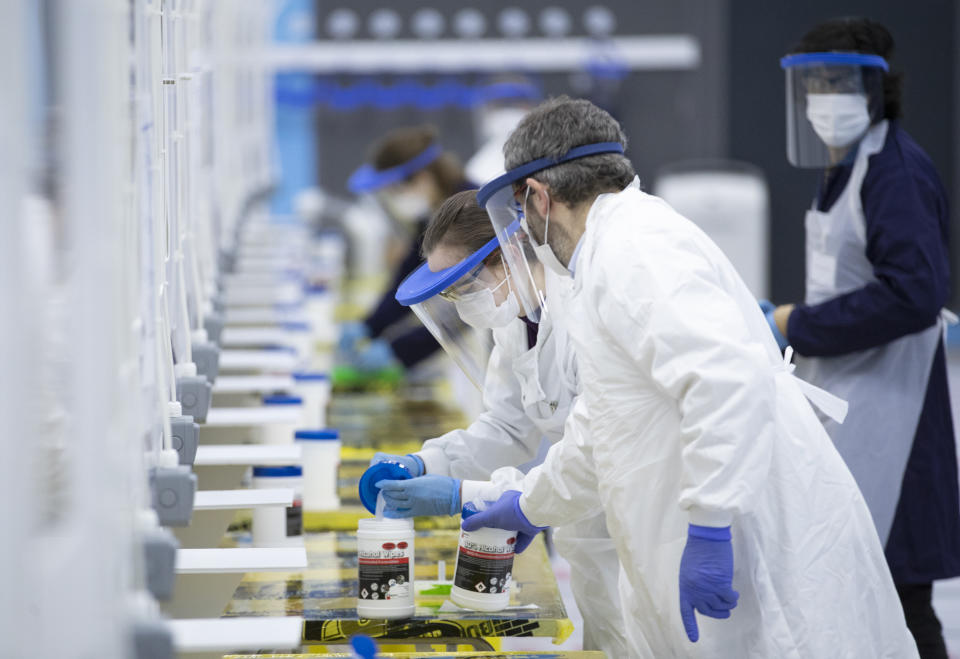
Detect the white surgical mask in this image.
<box><xmin>381</xmin><ymin>190</ymin><xmax>431</xmax><ymax>224</ymax></box>
<box><xmin>805</xmin><ymin>93</ymin><xmax>871</xmax><ymax>148</ymax></box>
<box><xmin>454</xmin><ymin>276</ymin><xmax>520</xmax><ymax>329</ymax></box>
<box><xmin>522</xmin><ymin>188</ymin><xmax>570</xmax><ymax>277</ymax></box>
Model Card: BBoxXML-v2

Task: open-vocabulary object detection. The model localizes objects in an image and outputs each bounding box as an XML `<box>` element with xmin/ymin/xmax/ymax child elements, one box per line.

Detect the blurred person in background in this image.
<box><xmin>766</xmin><ymin>19</ymin><xmax>960</xmax><ymax>658</ymax></box>
<box><xmin>340</xmin><ymin>125</ymin><xmax>470</xmax><ymax>373</ymax></box>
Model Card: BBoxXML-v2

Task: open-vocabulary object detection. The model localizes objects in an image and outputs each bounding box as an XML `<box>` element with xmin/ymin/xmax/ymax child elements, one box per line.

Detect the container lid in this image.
<box><xmin>291</xmin><ymin>371</ymin><xmax>329</xmax><ymax>381</ymax></box>
<box><xmin>253</xmin><ymin>465</ymin><xmax>302</xmax><ymax>478</ymax></box>
<box><xmin>295</xmin><ymin>429</ymin><xmax>339</xmax><ymax>441</ymax></box>
<box><xmin>262</xmin><ymin>395</ymin><xmax>303</xmax><ymax>405</ymax></box>
<box><xmin>358</xmin><ymin>461</ymin><xmax>412</xmax><ymax>514</ymax></box>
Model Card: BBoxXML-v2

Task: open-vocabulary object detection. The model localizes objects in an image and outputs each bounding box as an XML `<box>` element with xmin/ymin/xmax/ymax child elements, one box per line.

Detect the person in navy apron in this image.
<box><xmin>765</xmin><ymin>18</ymin><xmax>960</xmax><ymax>658</ymax></box>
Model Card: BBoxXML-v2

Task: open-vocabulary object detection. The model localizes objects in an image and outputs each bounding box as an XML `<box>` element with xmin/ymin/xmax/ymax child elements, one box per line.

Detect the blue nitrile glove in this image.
<box><xmin>460</xmin><ymin>490</ymin><xmax>546</xmax><ymax>553</ymax></box>
<box><xmin>370</xmin><ymin>452</ymin><xmax>425</xmax><ymax>477</ymax></box>
<box><xmin>758</xmin><ymin>299</ymin><xmax>789</xmax><ymax>351</ymax></box>
<box><xmin>678</xmin><ymin>524</ymin><xmax>740</xmax><ymax>643</ymax></box>
<box><xmin>352</xmin><ymin>338</ymin><xmax>396</xmax><ymax>372</ymax></box>
<box><xmin>339</xmin><ymin>321</ymin><xmax>369</xmax><ymax>354</ymax></box>
<box><xmin>376</xmin><ymin>475</ymin><xmax>461</xmax><ymax>517</ymax></box>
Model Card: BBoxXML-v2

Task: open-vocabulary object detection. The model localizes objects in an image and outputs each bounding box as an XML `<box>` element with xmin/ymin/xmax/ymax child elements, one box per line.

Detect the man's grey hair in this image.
<box><xmin>503</xmin><ymin>96</ymin><xmax>636</xmax><ymax>206</ymax></box>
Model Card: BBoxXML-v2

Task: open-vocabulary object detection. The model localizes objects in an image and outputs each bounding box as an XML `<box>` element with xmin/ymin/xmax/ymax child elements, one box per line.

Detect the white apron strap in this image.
<box><xmin>780</xmin><ymin>346</ymin><xmax>849</xmax><ymax>424</ymax></box>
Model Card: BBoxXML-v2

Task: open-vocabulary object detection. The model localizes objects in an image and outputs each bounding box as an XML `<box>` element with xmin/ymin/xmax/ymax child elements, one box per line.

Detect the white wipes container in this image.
<box><xmin>295</xmin><ymin>429</ymin><xmax>341</xmax><ymax>510</ymax></box>
<box><xmin>304</xmin><ymin>284</ymin><xmax>338</xmax><ymax>345</ymax></box>
<box><xmin>280</xmin><ymin>320</ymin><xmax>313</xmax><ymax>358</ymax></box>
<box><xmin>450</xmin><ymin>503</ymin><xmax>517</xmax><ymax>612</ymax></box>
<box><xmin>356</xmin><ymin>517</ymin><xmax>415</xmax><ymax>619</ymax></box>
<box><xmin>260</xmin><ymin>395</ymin><xmax>304</xmax><ymax>444</ymax></box>
<box><xmin>252</xmin><ymin>465</ymin><xmax>303</xmax><ymax>547</ymax></box>
<box><xmin>291</xmin><ymin>371</ymin><xmax>331</xmax><ymax>428</ymax></box>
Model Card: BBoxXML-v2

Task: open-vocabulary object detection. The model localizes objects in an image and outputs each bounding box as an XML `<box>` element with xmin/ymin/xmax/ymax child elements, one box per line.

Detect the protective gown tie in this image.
<box><xmin>779</xmin><ymin>346</ymin><xmax>849</xmax><ymax>424</ymax></box>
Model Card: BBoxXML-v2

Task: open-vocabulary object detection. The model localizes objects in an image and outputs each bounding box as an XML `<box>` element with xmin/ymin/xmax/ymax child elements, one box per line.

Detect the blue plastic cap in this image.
<box><xmin>292</xmin><ymin>371</ymin><xmax>329</xmax><ymax>381</ymax></box>
<box><xmin>349</xmin><ymin>634</ymin><xmax>379</xmax><ymax>659</ymax></box>
<box><xmin>295</xmin><ymin>429</ymin><xmax>340</xmax><ymax>440</ymax></box>
<box><xmin>262</xmin><ymin>395</ymin><xmax>303</xmax><ymax>405</ymax></box>
<box><xmin>253</xmin><ymin>465</ymin><xmax>302</xmax><ymax>478</ymax></box>
<box><xmin>358</xmin><ymin>461</ymin><xmax>412</xmax><ymax>514</ymax></box>
<box><xmin>461</xmin><ymin>502</ymin><xmax>481</xmax><ymax>519</ymax></box>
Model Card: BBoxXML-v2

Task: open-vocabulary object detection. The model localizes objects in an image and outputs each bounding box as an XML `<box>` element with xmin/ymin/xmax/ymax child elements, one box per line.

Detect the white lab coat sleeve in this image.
<box><xmin>597</xmin><ymin>230</ymin><xmax>776</xmax><ymax>524</ymax></box>
<box><xmin>517</xmin><ymin>396</ymin><xmax>602</xmax><ymax>528</ymax></box>
<box><xmin>415</xmin><ymin>338</ymin><xmax>541</xmax><ymax>481</ymax></box>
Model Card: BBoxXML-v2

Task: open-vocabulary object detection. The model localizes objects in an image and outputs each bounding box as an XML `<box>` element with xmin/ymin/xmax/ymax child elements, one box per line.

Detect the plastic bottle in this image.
<box><xmin>356</xmin><ymin>515</ymin><xmax>415</xmax><ymax>619</ymax></box>
<box><xmin>291</xmin><ymin>371</ymin><xmax>331</xmax><ymax>428</ymax></box>
<box><xmin>450</xmin><ymin>502</ymin><xmax>517</xmax><ymax>612</ymax></box>
<box><xmin>260</xmin><ymin>394</ymin><xmax>303</xmax><ymax>444</ymax></box>
<box><xmin>251</xmin><ymin>465</ymin><xmax>303</xmax><ymax>547</ymax></box>
<box><xmin>295</xmin><ymin>429</ymin><xmax>340</xmax><ymax>510</ymax></box>
<box><xmin>355</xmin><ymin>460</ymin><xmax>415</xmax><ymax>619</ymax></box>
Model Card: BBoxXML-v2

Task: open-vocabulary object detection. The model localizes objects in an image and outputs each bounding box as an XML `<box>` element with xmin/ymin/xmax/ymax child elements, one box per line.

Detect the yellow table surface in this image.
<box><xmin>223</xmin><ymin>531</ymin><xmax>572</xmax><ymax>646</ymax></box>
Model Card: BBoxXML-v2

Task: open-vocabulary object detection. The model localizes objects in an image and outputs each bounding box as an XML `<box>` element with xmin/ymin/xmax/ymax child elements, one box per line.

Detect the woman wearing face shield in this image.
<box><xmin>360</xmin><ymin>190</ymin><xmax>630</xmax><ymax>656</ymax></box>
<box><xmin>763</xmin><ymin>18</ymin><xmax>960</xmax><ymax>658</ymax></box>
<box><xmin>340</xmin><ymin>125</ymin><xmax>470</xmax><ymax>373</ymax></box>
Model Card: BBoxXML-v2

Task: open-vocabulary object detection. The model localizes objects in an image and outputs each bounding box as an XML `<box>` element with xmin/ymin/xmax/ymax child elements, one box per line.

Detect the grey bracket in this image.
<box><xmin>176</xmin><ymin>375</ymin><xmax>211</xmax><ymax>423</ymax></box>
<box><xmin>210</xmin><ymin>291</ymin><xmax>225</xmax><ymax>314</ymax></box>
<box><xmin>192</xmin><ymin>341</ymin><xmax>221</xmax><ymax>383</ymax></box>
<box><xmin>150</xmin><ymin>466</ymin><xmax>196</xmax><ymax>527</ymax></box>
<box><xmin>130</xmin><ymin>618</ymin><xmax>173</xmax><ymax>659</ymax></box>
<box><xmin>218</xmin><ymin>248</ymin><xmax>236</xmax><ymax>274</ymax></box>
<box><xmin>169</xmin><ymin>415</ymin><xmax>199</xmax><ymax>466</ymax></box>
<box><xmin>143</xmin><ymin>527</ymin><xmax>179</xmax><ymax>601</ymax></box>
<box><xmin>203</xmin><ymin>310</ymin><xmax>225</xmax><ymax>345</ymax></box>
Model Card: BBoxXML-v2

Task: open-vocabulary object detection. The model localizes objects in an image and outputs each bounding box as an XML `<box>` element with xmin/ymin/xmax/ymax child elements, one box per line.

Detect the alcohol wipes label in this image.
<box><xmin>286</xmin><ymin>501</ymin><xmax>303</xmax><ymax>537</ymax></box>
<box><xmin>454</xmin><ymin>534</ymin><xmax>515</xmax><ymax>595</ymax></box>
<box><xmin>358</xmin><ymin>546</ymin><xmax>411</xmax><ymax>601</ymax></box>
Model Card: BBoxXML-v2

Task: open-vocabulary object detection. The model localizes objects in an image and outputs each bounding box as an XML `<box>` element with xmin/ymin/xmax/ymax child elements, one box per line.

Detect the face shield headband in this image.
<box><xmin>347</xmin><ymin>142</ymin><xmax>443</xmax><ymax>194</ymax></box>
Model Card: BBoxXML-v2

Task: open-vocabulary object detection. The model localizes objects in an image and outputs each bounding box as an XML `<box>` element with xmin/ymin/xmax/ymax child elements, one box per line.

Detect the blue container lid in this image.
<box><xmin>292</xmin><ymin>371</ymin><xmax>329</xmax><ymax>381</ymax></box>
<box><xmin>295</xmin><ymin>429</ymin><xmax>339</xmax><ymax>441</ymax></box>
<box><xmin>263</xmin><ymin>394</ymin><xmax>303</xmax><ymax>405</ymax></box>
<box><xmin>358</xmin><ymin>461</ymin><xmax>412</xmax><ymax>514</ymax></box>
<box><xmin>253</xmin><ymin>465</ymin><xmax>302</xmax><ymax>478</ymax></box>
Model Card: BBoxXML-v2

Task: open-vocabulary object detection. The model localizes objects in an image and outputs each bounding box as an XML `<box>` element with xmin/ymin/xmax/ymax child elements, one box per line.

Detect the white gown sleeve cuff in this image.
<box><xmin>415</xmin><ymin>448</ymin><xmax>450</xmax><ymax>476</ymax></box>
<box><xmin>461</xmin><ymin>479</ymin><xmax>512</xmax><ymax>506</ymax></box>
<box><xmin>686</xmin><ymin>506</ymin><xmax>733</xmax><ymax>528</ymax></box>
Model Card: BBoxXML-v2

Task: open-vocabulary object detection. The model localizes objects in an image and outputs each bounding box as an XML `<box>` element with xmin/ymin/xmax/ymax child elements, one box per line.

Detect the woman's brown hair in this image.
<box><xmin>371</xmin><ymin>125</ymin><xmax>465</xmax><ymax>198</ymax></box>
<box><xmin>421</xmin><ymin>190</ymin><xmax>496</xmax><ymax>260</ymax></box>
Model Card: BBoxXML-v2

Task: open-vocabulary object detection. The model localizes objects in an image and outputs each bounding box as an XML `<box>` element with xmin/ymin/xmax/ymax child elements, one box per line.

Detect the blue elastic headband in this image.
<box><xmin>347</xmin><ymin>142</ymin><xmax>443</xmax><ymax>194</ymax></box>
<box><xmin>476</xmin><ymin>141</ymin><xmax>625</xmax><ymax>207</ymax></box>
<box><xmin>395</xmin><ymin>220</ymin><xmax>521</xmax><ymax>306</ymax></box>
<box><xmin>780</xmin><ymin>52</ymin><xmax>889</xmax><ymax>72</ymax></box>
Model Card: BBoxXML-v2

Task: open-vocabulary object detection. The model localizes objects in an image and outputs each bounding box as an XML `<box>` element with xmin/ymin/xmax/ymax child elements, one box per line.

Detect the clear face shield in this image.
<box><xmin>477</xmin><ymin>141</ymin><xmax>627</xmax><ymax>302</ymax></box>
<box><xmin>395</xmin><ymin>231</ymin><xmax>527</xmax><ymax>389</ymax></box>
<box><xmin>781</xmin><ymin>52</ymin><xmax>888</xmax><ymax>168</ymax></box>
